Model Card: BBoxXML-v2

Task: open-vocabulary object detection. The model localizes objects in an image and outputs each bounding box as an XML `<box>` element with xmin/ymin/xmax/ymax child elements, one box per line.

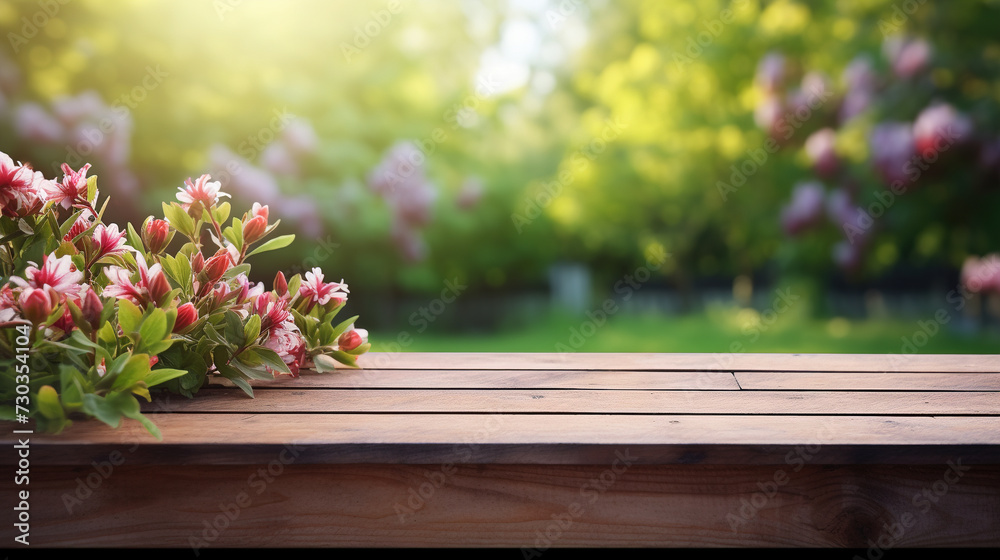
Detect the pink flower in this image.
<box><xmin>884</xmin><ymin>37</ymin><xmax>931</xmax><ymax>79</ymax></box>
<box><xmin>913</xmin><ymin>104</ymin><xmax>973</xmax><ymax>158</ymax></box>
<box><xmin>264</xmin><ymin>320</ymin><xmax>306</xmax><ymax>377</ymax></box>
<box><xmin>242</xmin><ymin>203</ymin><xmax>269</xmax><ymax>244</ymax></box>
<box><xmin>92</xmin><ymin>223</ymin><xmax>127</xmax><ymax>259</ymax></box>
<box><xmin>780</xmin><ymin>182</ymin><xmax>826</xmax><ymax>236</ymax></box>
<box><xmin>11</xmin><ymin>253</ymin><xmax>83</xmax><ymax>297</ymax></box>
<box><xmin>0</xmin><ymin>153</ymin><xmax>51</xmax><ymax>218</ymax></box>
<box><xmin>102</xmin><ymin>253</ymin><xmax>165</xmax><ymax>307</ymax></box>
<box><xmin>63</xmin><ymin>210</ymin><xmax>96</xmax><ymax>243</ymax></box>
<box><xmin>298</xmin><ymin>268</ymin><xmax>348</xmax><ymax>312</ymax></box>
<box><xmin>961</xmin><ymin>254</ymin><xmax>1000</xmax><ymax>294</ymax></box>
<box><xmin>804</xmin><ymin>128</ymin><xmax>839</xmax><ymax>178</ymax></box>
<box><xmin>176</xmin><ymin>174</ymin><xmax>229</xmax><ymax>211</ymax></box>
<box><xmin>0</xmin><ymin>284</ymin><xmax>16</xmax><ymax>323</ymax></box>
<box><xmin>253</xmin><ymin>292</ymin><xmax>290</xmax><ymax>333</ymax></box>
<box><xmin>43</xmin><ymin>163</ymin><xmax>93</xmax><ymax>210</ymax></box>
<box><xmin>870</xmin><ymin>122</ymin><xmax>915</xmax><ymax>186</ymax></box>
<box><xmin>755</xmin><ymin>52</ymin><xmax>786</xmax><ymax>93</ymax></box>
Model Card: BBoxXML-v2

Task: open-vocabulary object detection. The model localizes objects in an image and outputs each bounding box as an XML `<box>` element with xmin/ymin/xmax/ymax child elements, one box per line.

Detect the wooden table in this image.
<box><xmin>9</xmin><ymin>352</ymin><xmax>1000</xmax><ymax>548</ymax></box>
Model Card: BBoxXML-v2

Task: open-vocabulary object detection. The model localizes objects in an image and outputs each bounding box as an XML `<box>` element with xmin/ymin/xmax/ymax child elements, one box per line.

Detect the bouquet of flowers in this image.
<box><xmin>0</xmin><ymin>151</ymin><xmax>369</xmax><ymax>439</ymax></box>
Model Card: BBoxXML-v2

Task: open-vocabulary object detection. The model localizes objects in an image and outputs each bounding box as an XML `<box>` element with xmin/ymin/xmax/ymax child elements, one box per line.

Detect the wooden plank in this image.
<box><xmin>223</xmin><ymin>369</ymin><xmax>740</xmax><ymax>390</ymax></box>
<box><xmin>14</xmin><ymin>414</ymin><xmax>1000</xmax><ymax>465</ymax></box>
<box><xmin>737</xmin><ymin>372</ymin><xmax>1000</xmax><ymax>391</ymax></box>
<box><xmin>359</xmin><ymin>352</ymin><xmax>1000</xmax><ymax>373</ymax></box>
<box><xmin>27</xmin><ymin>464</ymin><xmax>1000</xmax><ymax>547</ymax></box>
<box><xmin>146</xmin><ymin>388</ymin><xmax>1000</xmax><ymax>416</ymax></box>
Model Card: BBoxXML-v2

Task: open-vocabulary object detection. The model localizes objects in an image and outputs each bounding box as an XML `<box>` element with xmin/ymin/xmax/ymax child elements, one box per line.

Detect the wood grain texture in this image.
<box><xmin>357</xmin><ymin>352</ymin><xmax>1000</xmax><ymax>372</ymax></box>
<box><xmin>14</xmin><ymin>413</ymin><xmax>1000</xmax><ymax>466</ymax></box>
<box><xmin>215</xmin><ymin>369</ymin><xmax>741</xmax><ymax>390</ymax></box>
<box><xmin>145</xmin><ymin>388</ymin><xmax>1000</xmax><ymax>415</ymax></box>
<box><xmin>26</xmin><ymin>464</ymin><xmax>1000</xmax><ymax>547</ymax></box>
<box><xmin>736</xmin><ymin>372</ymin><xmax>1000</xmax><ymax>391</ymax></box>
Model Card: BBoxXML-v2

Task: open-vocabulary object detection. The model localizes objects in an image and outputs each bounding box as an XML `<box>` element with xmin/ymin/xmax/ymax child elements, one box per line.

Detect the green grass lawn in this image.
<box><xmin>370</xmin><ymin>306</ymin><xmax>1000</xmax><ymax>354</ymax></box>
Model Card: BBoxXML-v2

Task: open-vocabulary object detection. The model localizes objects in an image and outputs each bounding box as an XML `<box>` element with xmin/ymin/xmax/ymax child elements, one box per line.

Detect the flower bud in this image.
<box><xmin>274</xmin><ymin>271</ymin><xmax>288</xmax><ymax>297</ymax></box>
<box><xmin>147</xmin><ymin>271</ymin><xmax>172</xmax><ymax>306</ymax></box>
<box><xmin>191</xmin><ymin>251</ymin><xmax>205</xmax><ymax>274</ymax></box>
<box><xmin>251</xmin><ymin>202</ymin><xmax>269</xmax><ymax>222</ymax></box>
<box><xmin>20</xmin><ymin>288</ymin><xmax>52</xmax><ymax>324</ymax></box>
<box><xmin>81</xmin><ymin>287</ymin><xmax>104</xmax><ymax>331</ymax></box>
<box><xmin>173</xmin><ymin>302</ymin><xmax>198</xmax><ymax>333</ymax></box>
<box><xmin>242</xmin><ymin>215</ymin><xmax>268</xmax><ymax>244</ymax></box>
<box><xmin>202</xmin><ymin>250</ymin><xmax>232</xmax><ymax>285</ymax></box>
<box><xmin>144</xmin><ymin>218</ymin><xmax>171</xmax><ymax>254</ymax></box>
<box><xmin>337</xmin><ymin>327</ymin><xmax>368</xmax><ymax>351</ymax></box>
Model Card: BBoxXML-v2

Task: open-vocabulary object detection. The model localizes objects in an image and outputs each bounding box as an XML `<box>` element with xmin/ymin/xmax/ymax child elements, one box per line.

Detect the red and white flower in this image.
<box><xmin>11</xmin><ymin>253</ymin><xmax>83</xmax><ymax>297</ymax></box>
<box><xmin>102</xmin><ymin>252</ymin><xmax>165</xmax><ymax>306</ymax></box>
<box><xmin>264</xmin><ymin>319</ymin><xmax>306</xmax><ymax>377</ymax></box>
<box><xmin>43</xmin><ymin>163</ymin><xmax>93</xmax><ymax>210</ymax></box>
<box><xmin>337</xmin><ymin>325</ymin><xmax>368</xmax><ymax>352</ymax></box>
<box><xmin>91</xmin><ymin>223</ymin><xmax>127</xmax><ymax>259</ymax></box>
<box><xmin>176</xmin><ymin>174</ymin><xmax>229</xmax><ymax>211</ymax></box>
<box><xmin>299</xmin><ymin>267</ymin><xmax>348</xmax><ymax>311</ymax></box>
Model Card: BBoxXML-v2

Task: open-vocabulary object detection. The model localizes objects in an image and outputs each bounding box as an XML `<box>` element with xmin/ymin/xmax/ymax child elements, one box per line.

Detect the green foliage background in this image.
<box><xmin>1</xmin><ymin>0</ymin><xmax>998</xmax><ymax>298</ymax></box>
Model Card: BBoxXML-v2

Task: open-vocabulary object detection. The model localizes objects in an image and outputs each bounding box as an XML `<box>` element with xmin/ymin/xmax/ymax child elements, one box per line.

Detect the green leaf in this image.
<box><xmin>224</xmin><ymin>311</ymin><xmax>245</xmax><ymax>345</ymax></box>
<box><xmin>162</xmin><ymin>202</ymin><xmax>196</xmax><ymax>238</ymax></box>
<box><xmin>231</xmin><ymin>359</ymin><xmax>274</xmax><ymax>381</ymax></box>
<box><xmin>217</xmin><ymin>363</ymin><xmax>254</xmax><ymax>398</ymax></box>
<box><xmin>118</xmin><ymin>299</ymin><xmax>143</xmax><ymax>336</ymax></box>
<box><xmin>86</xmin><ymin>175</ymin><xmax>98</xmax><ymax>202</ymax></box>
<box><xmin>247</xmin><ymin>234</ymin><xmax>295</xmax><ymax>257</ymax></box>
<box><xmin>82</xmin><ymin>393</ymin><xmax>123</xmax><ymax>428</ymax></box>
<box><xmin>222</xmin><ymin>263</ymin><xmax>251</xmax><ymax>280</ymax></box>
<box><xmin>244</xmin><ymin>315</ymin><xmax>261</xmax><ymax>344</ymax></box>
<box><xmin>108</xmin><ymin>391</ymin><xmax>162</xmax><ymax>440</ymax></box>
<box><xmin>126</xmin><ymin>222</ymin><xmax>144</xmax><ymax>253</ymax></box>
<box><xmin>329</xmin><ymin>315</ymin><xmax>359</xmax><ymax>343</ymax></box>
<box><xmin>286</xmin><ymin>274</ymin><xmax>302</xmax><ymax>298</ymax></box>
<box><xmin>144</xmin><ymin>368</ymin><xmax>188</xmax><ymax>388</ymax></box>
<box><xmin>138</xmin><ymin>308</ymin><xmax>168</xmax><ymax>350</ymax></box>
<box><xmin>330</xmin><ymin>350</ymin><xmax>360</xmax><ymax>369</ymax></box>
<box><xmin>213</xmin><ymin>202</ymin><xmax>231</xmax><ymax>225</ymax></box>
<box><xmin>37</xmin><ymin>386</ymin><xmax>65</xmax><ymax>420</ymax></box>
<box><xmin>346</xmin><ymin>342</ymin><xmax>371</xmax><ymax>356</ymax></box>
<box><xmin>254</xmin><ymin>347</ymin><xmax>291</xmax><ymax>375</ymax></box>
<box><xmin>312</xmin><ymin>353</ymin><xmax>339</xmax><ymax>373</ymax></box>
<box><xmin>111</xmin><ymin>354</ymin><xmax>153</xmax><ymax>392</ymax></box>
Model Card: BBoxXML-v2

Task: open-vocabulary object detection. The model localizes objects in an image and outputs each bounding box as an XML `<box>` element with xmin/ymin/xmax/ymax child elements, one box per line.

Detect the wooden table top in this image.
<box><xmin>19</xmin><ymin>352</ymin><xmax>1000</xmax><ymax>466</ymax></box>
